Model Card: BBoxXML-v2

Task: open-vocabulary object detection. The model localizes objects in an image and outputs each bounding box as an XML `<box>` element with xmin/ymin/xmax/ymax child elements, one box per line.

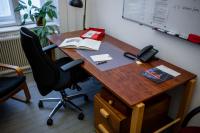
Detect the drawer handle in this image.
<box><xmin>98</xmin><ymin>124</ymin><xmax>109</xmax><ymax>133</ymax></box>
<box><xmin>108</xmin><ymin>100</ymin><xmax>113</xmax><ymax>105</ymax></box>
<box><xmin>100</xmin><ymin>108</ymin><xmax>110</xmax><ymax>119</ymax></box>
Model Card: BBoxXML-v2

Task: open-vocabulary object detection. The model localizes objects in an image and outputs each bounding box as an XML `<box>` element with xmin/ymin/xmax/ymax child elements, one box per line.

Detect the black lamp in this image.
<box><xmin>69</xmin><ymin>0</ymin><xmax>87</xmax><ymax>30</ymax></box>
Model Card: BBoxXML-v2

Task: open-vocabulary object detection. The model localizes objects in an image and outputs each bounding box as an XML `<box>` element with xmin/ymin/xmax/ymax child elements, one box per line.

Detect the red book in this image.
<box><xmin>80</xmin><ymin>28</ymin><xmax>105</xmax><ymax>41</ymax></box>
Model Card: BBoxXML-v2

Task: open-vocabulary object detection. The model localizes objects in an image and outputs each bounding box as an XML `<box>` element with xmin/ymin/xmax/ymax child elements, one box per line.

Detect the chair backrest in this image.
<box><xmin>20</xmin><ymin>27</ymin><xmax>59</xmax><ymax>96</ymax></box>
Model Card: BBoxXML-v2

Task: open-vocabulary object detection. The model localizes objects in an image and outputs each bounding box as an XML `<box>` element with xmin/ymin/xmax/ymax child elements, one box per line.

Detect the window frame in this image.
<box><xmin>0</xmin><ymin>0</ymin><xmax>16</xmax><ymax>27</ymax></box>
<box><xmin>0</xmin><ymin>0</ymin><xmax>58</xmax><ymax>28</ymax></box>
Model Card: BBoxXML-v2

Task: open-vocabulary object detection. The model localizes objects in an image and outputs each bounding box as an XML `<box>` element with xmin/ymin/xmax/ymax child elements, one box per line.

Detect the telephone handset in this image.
<box><xmin>137</xmin><ymin>45</ymin><xmax>158</xmax><ymax>62</ymax></box>
<box><xmin>124</xmin><ymin>45</ymin><xmax>158</xmax><ymax>62</ymax></box>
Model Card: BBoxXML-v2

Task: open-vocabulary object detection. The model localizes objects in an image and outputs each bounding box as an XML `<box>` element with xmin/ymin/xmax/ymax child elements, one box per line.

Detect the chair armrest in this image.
<box><xmin>42</xmin><ymin>44</ymin><xmax>57</xmax><ymax>53</ymax></box>
<box><xmin>0</xmin><ymin>63</ymin><xmax>24</xmax><ymax>76</ymax></box>
<box><xmin>61</xmin><ymin>59</ymin><xmax>84</xmax><ymax>71</ymax></box>
<box><xmin>181</xmin><ymin>106</ymin><xmax>200</xmax><ymax>127</ymax></box>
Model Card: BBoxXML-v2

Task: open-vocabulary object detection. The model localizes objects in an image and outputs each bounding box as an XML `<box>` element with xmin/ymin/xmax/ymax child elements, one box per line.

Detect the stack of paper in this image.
<box><xmin>81</xmin><ymin>30</ymin><xmax>101</xmax><ymax>38</ymax></box>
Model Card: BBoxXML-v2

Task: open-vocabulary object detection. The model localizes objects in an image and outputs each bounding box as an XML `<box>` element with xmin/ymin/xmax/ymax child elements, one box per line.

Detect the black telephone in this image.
<box><xmin>124</xmin><ymin>45</ymin><xmax>158</xmax><ymax>62</ymax></box>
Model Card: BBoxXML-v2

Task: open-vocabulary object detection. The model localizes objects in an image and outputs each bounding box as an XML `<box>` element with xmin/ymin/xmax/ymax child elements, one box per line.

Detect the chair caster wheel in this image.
<box><xmin>84</xmin><ymin>95</ymin><xmax>89</xmax><ymax>102</ymax></box>
<box><xmin>38</xmin><ymin>101</ymin><xmax>43</xmax><ymax>108</ymax></box>
<box><xmin>78</xmin><ymin>113</ymin><xmax>84</xmax><ymax>120</ymax></box>
<box><xmin>47</xmin><ymin>118</ymin><xmax>53</xmax><ymax>126</ymax></box>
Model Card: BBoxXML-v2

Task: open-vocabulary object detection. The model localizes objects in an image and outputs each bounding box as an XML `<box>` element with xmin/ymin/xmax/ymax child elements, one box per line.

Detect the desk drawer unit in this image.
<box><xmin>94</xmin><ymin>94</ymin><xmax>127</xmax><ymax>133</ymax></box>
<box><xmin>98</xmin><ymin>89</ymin><xmax>171</xmax><ymax>133</ymax></box>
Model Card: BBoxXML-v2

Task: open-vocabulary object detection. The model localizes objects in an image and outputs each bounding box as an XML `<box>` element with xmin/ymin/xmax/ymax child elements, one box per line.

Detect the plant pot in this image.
<box><xmin>36</xmin><ymin>17</ymin><xmax>44</xmax><ymax>26</ymax></box>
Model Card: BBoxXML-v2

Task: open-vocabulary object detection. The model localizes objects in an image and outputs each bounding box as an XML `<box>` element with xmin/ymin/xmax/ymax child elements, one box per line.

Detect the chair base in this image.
<box><xmin>38</xmin><ymin>90</ymin><xmax>88</xmax><ymax>126</ymax></box>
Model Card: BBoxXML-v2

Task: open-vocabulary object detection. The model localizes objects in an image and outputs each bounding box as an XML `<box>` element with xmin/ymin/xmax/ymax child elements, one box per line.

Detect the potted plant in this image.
<box><xmin>15</xmin><ymin>0</ymin><xmax>58</xmax><ymax>44</ymax></box>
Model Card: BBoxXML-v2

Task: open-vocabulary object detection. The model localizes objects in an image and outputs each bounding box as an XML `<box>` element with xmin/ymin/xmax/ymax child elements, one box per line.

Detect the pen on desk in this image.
<box><xmin>96</xmin><ymin>61</ymin><xmax>107</xmax><ymax>65</ymax></box>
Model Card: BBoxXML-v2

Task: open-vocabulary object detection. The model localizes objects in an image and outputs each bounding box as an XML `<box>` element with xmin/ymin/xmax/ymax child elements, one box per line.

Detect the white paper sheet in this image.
<box><xmin>90</xmin><ymin>54</ymin><xmax>112</xmax><ymax>62</ymax></box>
<box><xmin>156</xmin><ymin>65</ymin><xmax>181</xmax><ymax>77</ymax></box>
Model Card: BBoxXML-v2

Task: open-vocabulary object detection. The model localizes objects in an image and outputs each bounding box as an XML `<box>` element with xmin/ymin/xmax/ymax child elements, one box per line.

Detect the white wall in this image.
<box><xmin>86</xmin><ymin>0</ymin><xmax>200</xmax><ymax>125</ymax></box>
<box><xmin>58</xmin><ymin>0</ymin><xmax>85</xmax><ymax>33</ymax></box>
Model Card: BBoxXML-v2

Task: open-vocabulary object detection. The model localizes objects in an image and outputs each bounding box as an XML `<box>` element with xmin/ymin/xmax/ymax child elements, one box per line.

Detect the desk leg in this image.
<box><xmin>173</xmin><ymin>79</ymin><xmax>196</xmax><ymax>132</ymax></box>
<box><xmin>130</xmin><ymin>103</ymin><xmax>145</xmax><ymax>133</ymax></box>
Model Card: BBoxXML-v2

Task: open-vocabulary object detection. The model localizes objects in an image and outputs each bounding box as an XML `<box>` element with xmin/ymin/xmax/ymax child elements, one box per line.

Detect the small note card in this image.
<box><xmin>90</xmin><ymin>54</ymin><xmax>112</xmax><ymax>62</ymax></box>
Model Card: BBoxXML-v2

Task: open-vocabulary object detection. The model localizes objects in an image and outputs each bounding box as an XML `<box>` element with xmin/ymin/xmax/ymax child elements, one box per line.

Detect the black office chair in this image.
<box><xmin>179</xmin><ymin>106</ymin><xmax>200</xmax><ymax>133</ymax></box>
<box><xmin>20</xmin><ymin>27</ymin><xmax>89</xmax><ymax>126</ymax></box>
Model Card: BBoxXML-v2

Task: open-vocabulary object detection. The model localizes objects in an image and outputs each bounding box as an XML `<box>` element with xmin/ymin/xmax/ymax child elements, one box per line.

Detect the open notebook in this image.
<box><xmin>59</xmin><ymin>37</ymin><xmax>101</xmax><ymax>51</ymax></box>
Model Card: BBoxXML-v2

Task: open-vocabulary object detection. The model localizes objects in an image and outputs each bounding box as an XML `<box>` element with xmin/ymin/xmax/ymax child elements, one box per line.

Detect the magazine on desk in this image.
<box><xmin>59</xmin><ymin>37</ymin><xmax>101</xmax><ymax>51</ymax></box>
<box><xmin>141</xmin><ymin>65</ymin><xmax>181</xmax><ymax>84</ymax></box>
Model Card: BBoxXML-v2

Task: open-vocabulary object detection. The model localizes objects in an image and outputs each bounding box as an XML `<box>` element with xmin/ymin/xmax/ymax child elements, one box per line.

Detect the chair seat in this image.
<box><xmin>0</xmin><ymin>76</ymin><xmax>25</xmax><ymax>98</ymax></box>
<box><xmin>179</xmin><ymin>127</ymin><xmax>200</xmax><ymax>133</ymax></box>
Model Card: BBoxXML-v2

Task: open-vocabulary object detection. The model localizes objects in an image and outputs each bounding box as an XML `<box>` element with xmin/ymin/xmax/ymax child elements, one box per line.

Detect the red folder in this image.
<box><xmin>188</xmin><ymin>34</ymin><xmax>200</xmax><ymax>44</ymax></box>
<box><xmin>80</xmin><ymin>28</ymin><xmax>105</xmax><ymax>41</ymax></box>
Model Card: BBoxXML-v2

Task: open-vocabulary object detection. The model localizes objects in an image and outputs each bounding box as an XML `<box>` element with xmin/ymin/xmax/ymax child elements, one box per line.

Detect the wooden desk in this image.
<box><xmin>48</xmin><ymin>31</ymin><xmax>196</xmax><ymax>133</ymax></box>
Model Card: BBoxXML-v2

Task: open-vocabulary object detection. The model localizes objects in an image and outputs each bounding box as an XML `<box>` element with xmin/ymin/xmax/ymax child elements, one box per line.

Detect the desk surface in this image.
<box><xmin>48</xmin><ymin>30</ymin><xmax>196</xmax><ymax>107</ymax></box>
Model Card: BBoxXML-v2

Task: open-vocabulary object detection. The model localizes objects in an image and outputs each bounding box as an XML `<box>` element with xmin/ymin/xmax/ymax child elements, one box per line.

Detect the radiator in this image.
<box><xmin>0</xmin><ymin>25</ymin><xmax>61</xmax><ymax>74</ymax></box>
<box><xmin>0</xmin><ymin>31</ymin><xmax>30</xmax><ymax>73</ymax></box>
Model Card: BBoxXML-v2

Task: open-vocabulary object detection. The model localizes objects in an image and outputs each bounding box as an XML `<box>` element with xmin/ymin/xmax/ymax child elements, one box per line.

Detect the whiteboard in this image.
<box><xmin>123</xmin><ymin>0</ymin><xmax>200</xmax><ymax>38</ymax></box>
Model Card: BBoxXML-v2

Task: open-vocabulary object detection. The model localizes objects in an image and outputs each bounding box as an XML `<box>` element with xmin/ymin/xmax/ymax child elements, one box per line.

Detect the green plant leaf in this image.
<box><xmin>44</xmin><ymin>1</ymin><xmax>53</xmax><ymax>7</ymax></box>
<box><xmin>30</xmin><ymin>15</ymin><xmax>35</xmax><ymax>22</ymax></box>
<box><xmin>14</xmin><ymin>3</ymin><xmax>27</xmax><ymax>12</ymax></box>
<box><xmin>28</xmin><ymin>0</ymin><xmax>32</xmax><ymax>6</ymax></box>
<box><xmin>23</xmin><ymin>13</ymin><xmax>28</xmax><ymax>19</ymax></box>
<box><xmin>41</xmin><ymin>29</ymin><xmax>46</xmax><ymax>37</ymax></box>
<box><xmin>52</xmin><ymin>11</ymin><xmax>57</xmax><ymax>18</ymax></box>
<box><xmin>42</xmin><ymin>18</ymin><xmax>46</xmax><ymax>26</ymax></box>
<box><xmin>19</xmin><ymin>0</ymin><xmax>26</xmax><ymax>5</ymax></box>
<box><xmin>50</xmin><ymin>5</ymin><xmax>56</xmax><ymax>9</ymax></box>
<box><xmin>21</xmin><ymin>21</ymin><xmax>25</xmax><ymax>25</ymax></box>
<box><xmin>20</xmin><ymin>4</ymin><xmax>27</xmax><ymax>10</ymax></box>
<box><xmin>47</xmin><ymin>10</ymin><xmax>53</xmax><ymax>19</ymax></box>
<box><xmin>29</xmin><ymin>9</ymin><xmax>32</xmax><ymax>16</ymax></box>
<box><xmin>14</xmin><ymin>6</ymin><xmax>21</xmax><ymax>12</ymax></box>
<box><xmin>32</xmin><ymin>5</ymin><xmax>39</xmax><ymax>11</ymax></box>
<box><xmin>36</xmin><ymin>28</ymin><xmax>43</xmax><ymax>36</ymax></box>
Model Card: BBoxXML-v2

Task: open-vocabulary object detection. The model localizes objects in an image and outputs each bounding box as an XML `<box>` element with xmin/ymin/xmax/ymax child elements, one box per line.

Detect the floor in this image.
<box><xmin>0</xmin><ymin>73</ymin><xmax>102</xmax><ymax>133</ymax></box>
